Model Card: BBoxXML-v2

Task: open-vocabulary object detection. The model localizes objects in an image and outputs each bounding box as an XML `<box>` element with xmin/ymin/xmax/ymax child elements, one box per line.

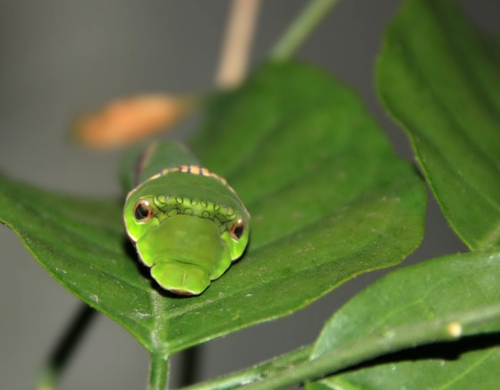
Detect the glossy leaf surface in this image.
<box><xmin>0</xmin><ymin>62</ymin><xmax>425</xmax><ymax>355</ymax></box>
<box><xmin>377</xmin><ymin>0</ymin><xmax>500</xmax><ymax>250</ymax></box>
<box><xmin>310</xmin><ymin>250</ymin><xmax>500</xmax><ymax>390</ymax></box>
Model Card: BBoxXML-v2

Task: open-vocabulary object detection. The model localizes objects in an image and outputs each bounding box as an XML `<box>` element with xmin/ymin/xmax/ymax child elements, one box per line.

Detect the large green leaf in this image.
<box><xmin>0</xmin><ymin>62</ymin><xmax>425</xmax><ymax>355</ymax></box>
<box><xmin>377</xmin><ymin>0</ymin><xmax>500</xmax><ymax>250</ymax></box>
<box><xmin>309</xmin><ymin>250</ymin><xmax>500</xmax><ymax>390</ymax></box>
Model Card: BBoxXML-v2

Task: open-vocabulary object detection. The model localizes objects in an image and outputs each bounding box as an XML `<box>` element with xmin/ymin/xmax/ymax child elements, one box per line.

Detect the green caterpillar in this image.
<box><xmin>122</xmin><ymin>141</ymin><xmax>250</xmax><ymax>296</ymax></box>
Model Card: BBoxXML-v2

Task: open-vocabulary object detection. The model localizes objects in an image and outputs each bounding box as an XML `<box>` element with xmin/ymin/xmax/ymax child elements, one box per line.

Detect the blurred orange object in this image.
<box><xmin>73</xmin><ymin>94</ymin><xmax>196</xmax><ymax>149</ymax></box>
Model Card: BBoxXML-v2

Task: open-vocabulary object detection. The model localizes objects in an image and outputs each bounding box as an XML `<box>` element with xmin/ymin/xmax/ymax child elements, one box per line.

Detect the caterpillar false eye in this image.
<box><xmin>230</xmin><ymin>219</ymin><xmax>245</xmax><ymax>240</ymax></box>
<box><xmin>134</xmin><ymin>199</ymin><xmax>153</xmax><ymax>222</ymax></box>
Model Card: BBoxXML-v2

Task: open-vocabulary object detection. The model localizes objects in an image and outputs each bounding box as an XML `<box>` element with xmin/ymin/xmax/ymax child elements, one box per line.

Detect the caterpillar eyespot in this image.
<box><xmin>134</xmin><ymin>199</ymin><xmax>154</xmax><ymax>222</ymax></box>
<box><xmin>230</xmin><ymin>219</ymin><xmax>245</xmax><ymax>241</ymax></box>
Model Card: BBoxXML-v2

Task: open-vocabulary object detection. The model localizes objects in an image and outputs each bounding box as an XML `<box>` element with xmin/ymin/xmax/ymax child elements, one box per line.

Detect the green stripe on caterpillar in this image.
<box><xmin>122</xmin><ymin>141</ymin><xmax>250</xmax><ymax>296</ymax></box>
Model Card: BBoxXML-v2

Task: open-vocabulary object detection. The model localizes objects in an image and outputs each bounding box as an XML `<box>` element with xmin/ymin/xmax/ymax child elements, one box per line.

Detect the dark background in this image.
<box><xmin>0</xmin><ymin>1</ymin><xmax>498</xmax><ymax>389</ymax></box>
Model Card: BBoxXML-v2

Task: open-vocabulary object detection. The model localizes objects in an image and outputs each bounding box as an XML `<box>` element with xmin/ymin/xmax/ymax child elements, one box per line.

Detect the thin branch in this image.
<box><xmin>33</xmin><ymin>305</ymin><xmax>97</xmax><ymax>390</ymax></box>
<box><xmin>215</xmin><ymin>0</ymin><xmax>262</xmax><ymax>88</ymax></box>
<box><xmin>181</xmin><ymin>345</ymin><xmax>312</xmax><ymax>390</ymax></box>
<box><xmin>148</xmin><ymin>353</ymin><xmax>170</xmax><ymax>390</ymax></box>
<box><xmin>270</xmin><ymin>0</ymin><xmax>342</xmax><ymax>61</ymax></box>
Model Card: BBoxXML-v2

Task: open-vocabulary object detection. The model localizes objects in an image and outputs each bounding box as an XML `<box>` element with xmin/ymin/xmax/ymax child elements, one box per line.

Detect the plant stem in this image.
<box><xmin>148</xmin><ymin>353</ymin><xmax>170</xmax><ymax>390</ymax></box>
<box><xmin>33</xmin><ymin>304</ymin><xmax>97</xmax><ymax>390</ymax></box>
<box><xmin>270</xmin><ymin>0</ymin><xmax>342</xmax><ymax>61</ymax></box>
<box><xmin>181</xmin><ymin>345</ymin><xmax>312</xmax><ymax>390</ymax></box>
<box><xmin>215</xmin><ymin>0</ymin><xmax>262</xmax><ymax>88</ymax></box>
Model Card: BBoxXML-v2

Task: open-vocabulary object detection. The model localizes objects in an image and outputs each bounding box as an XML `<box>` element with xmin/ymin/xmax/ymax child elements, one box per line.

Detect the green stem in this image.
<box><xmin>148</xmin><ymin>353</ymin><xmax>169</xmax><ymax>390</ymax></box>
<box><xmin>181</xmin><ymin>345</ymin><xmax>312</xmax><ymax>390</ymax></box>
<box><xmin>270</xmin><ymin>0</ymin><xmax>342</xmax><ymax>61</ymax></box>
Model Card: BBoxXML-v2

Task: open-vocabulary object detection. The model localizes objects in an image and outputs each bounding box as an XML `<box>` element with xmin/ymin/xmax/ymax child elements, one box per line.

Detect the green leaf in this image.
<box><xmin>377</xmin><ymin>0</ymin><xmax>500</xmax><ymax>250</ymax></box>
<box><xmin>309</xmin><ymin>250</ymin><xmax>500</xmax><ymax>390</ymax></box>
<box><xmin>0</xmin><ymin>62</ymin><xmax>425</xmax><ymax>355</ymax></box>
<box><xmin>315</xmin><ymin>347</ymin><xmax>500</xmax><ymax>390</ymax></box>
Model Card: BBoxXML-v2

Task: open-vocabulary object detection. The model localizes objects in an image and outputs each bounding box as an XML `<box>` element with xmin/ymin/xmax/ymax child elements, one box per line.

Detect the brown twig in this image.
<box><xmin>215</xmin><ymin>0</ymin><xmax>262</xmax><ymax>88</ymax></box>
